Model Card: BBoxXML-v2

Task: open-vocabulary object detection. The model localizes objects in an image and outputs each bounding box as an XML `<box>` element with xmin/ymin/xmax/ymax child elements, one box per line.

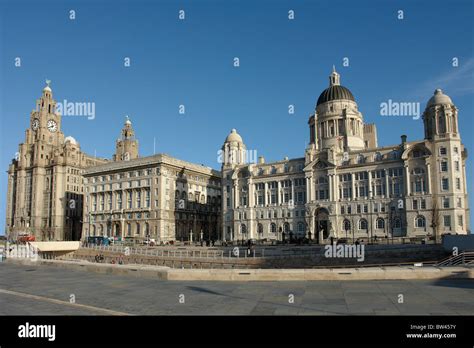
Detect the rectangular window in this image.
<box><xmin>413</xmin><ymin>199</ymin><xmax>418</xmax><ymax>210</ymax></box>
<box><xmin>455</xmin><ymin>161</ymin><xmax>460</xmax><ymax>171</ymax></box>
<box><xmin>440</xmin><ymin>147</ymin><xmax>447</xmax><ymax>155</ymax></box>
<box><xmin>440</xmin><ymin>161</ymin><xmax>448</xmax><ymax>172</ymax></box>
<box><xmin>441</xmin><ymin>178</ymin><xmax>449</xmax><ymax>191</ymax></box>
<box><xmin>258</xmin><ymin>195</ymin><xmax>263</xmax><ymax>205</ymax></box>
<box><xmin>357</xmin><ymin>204</ymin><xmax>361</xmax><ymax>214</ymax></box>
<box><xmin>457</xmin><ymin>198</ymin><xmax>462</xmax><ymax>208</ymax></box>
<box><xmin>420</xmin><ymin>199</ymin><xmax>426</xmax><ymax>209</ymax></box>
<box><xmin>443</xmin><ymin>197</ymin><xmax>450</xmax><ymax>209</ymax></box>
<box><xmin>347</xmin><ymin>206</ymin><xmax>352</xmax><ymax>214</ymax></box>
<box><xmin>271</xmin><ymin>194</ymin><xmax>276</xmax><ymax>204</ymax></box>
<box><xmin>458</xmin><ymin>215</ymin><xmax>463</xmax><ymax>227</ymax></box>
<box><xmin>456</xmin><ymin>178</ymin><xmax>461</xmax><ymax>190</ymax></box>
<box><xmin>443</xmin><ymin>215</ymin><xmax>451</xmax><ymax>228</ymax></box>
<box><xmin>393</xmin><ymin>182</ymin><xmax>401</xmax><ymax>196</ymax></box>
<box><xmin>341</xmin><ymin>206</ymin><xmax>345</xmax><ymax>215</ymax></box>
<box><xmin>145</xmin><ymin>190</ymin><xmax>150</xmax><ymax>207</ymax></box>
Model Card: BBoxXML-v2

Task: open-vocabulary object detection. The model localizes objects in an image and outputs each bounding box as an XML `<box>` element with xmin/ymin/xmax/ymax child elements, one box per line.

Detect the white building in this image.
<box><xmin>221</xmin><ymin>69</ymin><xmax>470</xmax><ymax>243</ymax></box>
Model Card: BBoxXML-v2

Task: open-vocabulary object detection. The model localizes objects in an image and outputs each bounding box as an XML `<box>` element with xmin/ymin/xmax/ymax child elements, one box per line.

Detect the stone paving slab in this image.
<box><xmin>1</xmin><ymin>262</ymin><xmax>473</xmax><ymax>315</ymax></box>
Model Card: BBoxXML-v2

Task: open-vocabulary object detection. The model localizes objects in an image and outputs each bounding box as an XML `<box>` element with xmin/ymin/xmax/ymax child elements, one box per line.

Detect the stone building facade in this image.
<box><xmin>82</xmin><ymin>118</ymin><xmax>222</xmax><ymax>243</ymax></box>
<box><xmin>221</xmin><ymin>69</ymin><xmax>470</xmax><ymax>243</ymax></box>
<box><xmin>5</xmin><ymin>83</ymin><xmax>108</xmax><ymax>241</ymax></box>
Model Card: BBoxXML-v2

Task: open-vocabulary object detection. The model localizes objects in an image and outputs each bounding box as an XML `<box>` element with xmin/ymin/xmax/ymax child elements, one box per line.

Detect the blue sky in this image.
<box><xmin>0</xmin><ymin>0</ymin><xmax>473</xmax><ymax>234</ymax></box>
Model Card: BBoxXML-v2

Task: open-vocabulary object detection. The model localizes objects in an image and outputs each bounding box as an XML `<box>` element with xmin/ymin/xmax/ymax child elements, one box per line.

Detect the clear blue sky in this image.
<box><xmin>0</xmin><ymin>0</ymin><xmax>473</xmax><ymax>234</ymax></box>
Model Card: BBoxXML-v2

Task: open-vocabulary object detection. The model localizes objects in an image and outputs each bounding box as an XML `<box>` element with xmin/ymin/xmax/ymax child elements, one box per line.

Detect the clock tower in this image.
<box><xmin>5</xmin><ymin>81</ymin><xmax>108</xmax><ymax>241</ymax></box>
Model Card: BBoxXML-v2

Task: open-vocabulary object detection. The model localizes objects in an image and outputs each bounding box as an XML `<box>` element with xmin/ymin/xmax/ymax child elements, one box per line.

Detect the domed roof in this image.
<box><xmin>427</xmin><ymin>89</ymin><xmax>453</xmax><ymax>107</ymax></box>
<box><xmin>316</xmin><ymin>67</ymin><xmax>355</xmax><ymax>106</ymax></box>
<box><xmin>43</xmin><ymin>79</ymin><xmax>52</xmax><ymax>92</ymax></box>
<box><xmin>125</xmin><ymin>115</ymin><xmax>132</xmax><ymax>125</ymax></box>
<box><xmin>225</xmin><ymin>129</ymin><xmax>243</xmax><ymax>143</ymax></box>
<box><xmin>317</xmin><ymin>85</ymin><xmax>355</xmax><ymax>106</ymax></box>
<box><xmin>64</xmin><ymin>136</ymin><xmax>78</xmax><ymax>145</ymax></box>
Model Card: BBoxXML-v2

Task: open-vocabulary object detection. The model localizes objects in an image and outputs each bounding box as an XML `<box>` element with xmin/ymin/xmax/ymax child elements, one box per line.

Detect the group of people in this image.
<box><xmin>200</xmin><ymin>239</ymin><xmax>216</xmax><ymax>247</ymax></box>
<box><xmin>94</xmin><ymin>253</ymin><xmax>125</xmax><ymax>265</ymax></box>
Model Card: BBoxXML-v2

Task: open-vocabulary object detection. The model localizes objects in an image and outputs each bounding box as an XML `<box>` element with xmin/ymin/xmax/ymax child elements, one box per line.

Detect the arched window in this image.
<box><xmin>359</xmin><ymin>219</ymin><xmax>368</xmax><ymax>230</ymax></box>
<box><xmin>181</xmin><ymin>191</ymin><xmax>187</xmax><ymax>200</ymax></box>
<box><xmin>374</xmin><ymin>152</ymin><xmax>382</xmax><ymax>161</ymax></box>
<box><xmin>393</xmin><ymin>218</ymin><xmax>401</xmax><ymax>228</ymax></box>
<box><xmin>257</xmin><ymin>223</ymin><xmax>263</xmax><ymax>235</ymax></box>
<box><xmin>270</xmin><ymin>223</ymin><xmax>277</xmax><ymax>233</ymax></box>
<box><xmin>357</xmin><ymin>154</ymin><xmax>365</xmax><ymax>164</ymax></box>
<box><xmin>343</xmin><ymin>219</ymin><xmax>351</xmax><ymax>231</ymax></box>
<box><xmin>376</xmin><ymin>218</ymin><xmax>385</xmax><ymax>229</ymax></box>
<box><xmin>284</xmin><ymin>222</ymin><xmax>290</xmax><ymax>233</ymax></box>
<box><xmin>241</xmin><ymin>224</ymin><xmax>247</xmax><ymax>234</ymax></box>
<box><xmin>415</xmin><ymin>215</ymin><xmax>425</xmax><ymax>228</ymax></box>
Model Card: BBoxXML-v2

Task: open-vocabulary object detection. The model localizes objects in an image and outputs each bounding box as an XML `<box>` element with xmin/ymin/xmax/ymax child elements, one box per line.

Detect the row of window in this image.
<box><xmin>88</xmin><ymin>169</ymin><xmax>220</xmax><ymax>187</ymax></box>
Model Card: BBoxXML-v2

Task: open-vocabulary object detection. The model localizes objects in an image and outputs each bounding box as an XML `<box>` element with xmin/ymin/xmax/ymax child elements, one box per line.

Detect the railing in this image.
<box><xmin>435</xmin><ymin>251</ymin><xmax>474</xmax><ymax>267</ymax></box>
<box><xmin>83</xmin><ymin>244</ymin><xmax>227</xmax><ymax>259</ymax></box>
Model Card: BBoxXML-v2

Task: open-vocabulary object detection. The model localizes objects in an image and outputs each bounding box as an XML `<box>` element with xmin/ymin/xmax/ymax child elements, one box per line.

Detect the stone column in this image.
<box><xmin>426</xmin><ymin>162</ymin><xmax>432</xmax><ymax>194</ymax></box>
<box><xmin>368</xmin><ymin>170</ymin><xmax>373</xmax><ymax>198</ymax></box>
<box><xmin>328</xmin><ymin>174</ymin><xmax>335</xmax><ymax>201</ymax></box>
<box><xmin>277</xmin><ymin>181</ymin><xmax>281</xmax><ymax>205</ymax></box>
<box><xmin>264</xmin><ymin>182</ymin><xmax>268</xmax><ymax>206</ymax></box>
<box><xmin>233</xmin><ymin>183</ymin><xmax>239</xmax><ymax>208</ymax></box>
<box><xmin>404</xmin><ymin>165</ymin><xmax>410</xmax><ymax>195</ymax></box>
<box><xmin>351</xmin><ymin>173</ymin><xmax>355</xmax><ymax>200</ymax></box>
<box><xmin>291</xmin><ymin>178</ymin><xmax>295</xmax><ymax>204</ymax></box>
<box><xmin>384</xmin><ymin>169</ymin><xmax>389</xmax><ymax>198</ymax></box>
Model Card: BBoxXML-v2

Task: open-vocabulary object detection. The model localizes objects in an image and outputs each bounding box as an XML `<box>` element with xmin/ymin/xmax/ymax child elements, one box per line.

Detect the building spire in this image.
<box><xmin>329</xmin><ymin>66</ymin><xmax>340</xmax><ymax>86</ymax></box>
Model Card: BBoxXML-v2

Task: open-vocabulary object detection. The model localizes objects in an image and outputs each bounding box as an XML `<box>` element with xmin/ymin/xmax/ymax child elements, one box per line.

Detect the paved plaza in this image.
<box><xmin>0</xmin><ymin>262</ymin><xmax>473</xmax><ymax>315</ymax></box>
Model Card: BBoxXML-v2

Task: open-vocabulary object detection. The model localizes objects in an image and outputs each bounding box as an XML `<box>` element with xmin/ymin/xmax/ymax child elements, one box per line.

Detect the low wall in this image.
<box><xmin>69</xmin><ymin>244</ymin><xmax>448</xmax><ymax>269</ymax></box>
<box><xmin>7</xmin><ymin>258</ymin><xmax>473</xmax><ymax>281</ymax></box>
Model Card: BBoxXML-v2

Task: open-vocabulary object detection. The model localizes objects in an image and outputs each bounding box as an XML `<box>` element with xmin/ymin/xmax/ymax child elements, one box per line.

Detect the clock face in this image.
<box><xmin>32</xmin><ymin>118</ymin><xmax>40</xmax><ymax>131</ymax></box>
<box><xmin>47</xmin><ymin>119</ymin><xmax>57</xmax><ymax>133</ymax></box>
